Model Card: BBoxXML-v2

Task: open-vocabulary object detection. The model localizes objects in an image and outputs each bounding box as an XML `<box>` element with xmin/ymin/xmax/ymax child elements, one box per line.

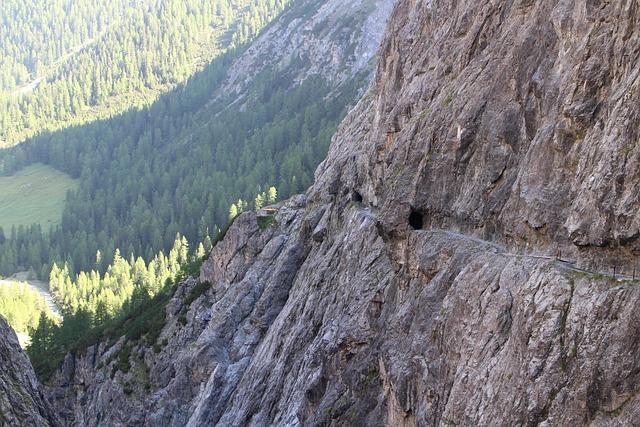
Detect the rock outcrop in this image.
<box><xmin>210</xmin><ymin>0</ymin><xmax>396</xmax><ymax>111</ymax></box>
<box><xmin>0</xmin><ymin>316</ymin><xmax>59</xmax><ymax>426</ymax></box>
<box><xmin>30</xmin><ymin>0</ymin><xmax>640</xmax><ymax>425</ymax></box>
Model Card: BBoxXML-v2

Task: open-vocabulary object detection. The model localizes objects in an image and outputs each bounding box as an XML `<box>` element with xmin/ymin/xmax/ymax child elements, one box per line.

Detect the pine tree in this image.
<box><xmin>266</xmin><ymin>186</ymin><xmax>277</xmax><ymax>204</ymax></box>
<box><xmin>196</xmin><ymin>242</ymin><xmax>206</xmax><ymax>259</ymax></box>
<box><xmin>255</xmin><ymin>193</ymin><xmax>265</xmax><ymax>211</ymax></box>
<box><xmin>229</xmin><ymin>203</ymin><xmax>239</xmax><ymax>221</ymax></box>
<box><xmin>27</xmin><ymin>312</ymin><xmax>55</xmax><ymax>363</ymax></box>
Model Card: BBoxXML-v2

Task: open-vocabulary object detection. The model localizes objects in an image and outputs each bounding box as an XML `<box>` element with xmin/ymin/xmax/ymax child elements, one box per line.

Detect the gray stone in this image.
<box><xmin>0</xmin><ymin>317</ymin><xmax>60</xmax><ymax>426</ymax></box>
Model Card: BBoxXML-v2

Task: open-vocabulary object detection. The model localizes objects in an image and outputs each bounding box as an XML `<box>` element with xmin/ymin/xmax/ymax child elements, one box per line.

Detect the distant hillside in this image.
<box><xmin>0</xmin><ymin>0</ymin><xmax>290</xmax><ymax>147</ymax></box>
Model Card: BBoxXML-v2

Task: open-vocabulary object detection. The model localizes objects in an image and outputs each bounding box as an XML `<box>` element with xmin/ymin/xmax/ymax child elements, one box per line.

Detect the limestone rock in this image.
<box><xmin>0</xmin><ymin>316</ymin><xmax>60</xmax><ymax>426</ymax></box>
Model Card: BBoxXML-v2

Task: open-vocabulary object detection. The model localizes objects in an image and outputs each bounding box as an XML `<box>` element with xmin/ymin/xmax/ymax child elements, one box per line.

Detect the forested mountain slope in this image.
<box><xmin>37</xmin><ymin>0</ymin><xmax>640</xmax><ymax>425</ymax></box>
<box><xmin>0</xmin><ymin>0</ymin><xmax>394</xmax><ymax>281</ymax></box>
<box><xmin>0</xmin><ymin>0</ymin><xmax>287</xmax><ymax>146</ymax></box>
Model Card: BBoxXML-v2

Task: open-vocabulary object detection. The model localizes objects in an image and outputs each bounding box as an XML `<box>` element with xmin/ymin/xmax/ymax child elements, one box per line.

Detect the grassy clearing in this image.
<box><xmin>0</xmin><ymin>163</ymin><xmax>77</xmax><ymax>230</ymax></box>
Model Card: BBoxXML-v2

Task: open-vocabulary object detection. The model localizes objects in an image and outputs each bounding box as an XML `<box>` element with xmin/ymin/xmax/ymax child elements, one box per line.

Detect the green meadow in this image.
<box><xmin>0</xmin><ymin>163</ymin><xmax>78</xmax><ymax>231</ymax></box>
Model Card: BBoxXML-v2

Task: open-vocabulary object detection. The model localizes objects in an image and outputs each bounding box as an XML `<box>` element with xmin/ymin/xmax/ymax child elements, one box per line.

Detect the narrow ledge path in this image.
<box><xmin>357</xmin><ymin>207</ymin><xmax>638</xmax><ymax>284</ymax></box>
<box><xmin>432</xmin><ymin>229</ymin><xmax>637</xmax><ymax>283</ymax></box>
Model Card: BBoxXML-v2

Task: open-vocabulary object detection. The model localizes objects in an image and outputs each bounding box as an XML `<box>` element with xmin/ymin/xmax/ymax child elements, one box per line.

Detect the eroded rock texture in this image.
<box><xmin>315</xmin><ymin>0</ymin><xmax>640</xmax><ymax>270</ymax></box>
<box><xmin>39</xmin><ymin>0</ymin><xmax>640</xmax><ymax>426</ymax></box>
<box><xmin>0</xmin><ymin>316</ymin><xmax>59</xmax><ymax>426</ymax></box>
<box><xmin>211</xmin><ymin>0</ymin><xmax>396</xmax><ymax>110</ymax></box>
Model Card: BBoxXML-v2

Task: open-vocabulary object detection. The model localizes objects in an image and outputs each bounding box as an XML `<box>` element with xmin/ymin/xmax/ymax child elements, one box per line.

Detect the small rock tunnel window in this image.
<box><xmin>409</xmin><ymin>209</ymin><xmax>424</xmax><ymax>230</ymax></box>
<box><xmin>352</xmin><ymin>191</ymin><xmax>363</xmax><ymax>203</ymax></box>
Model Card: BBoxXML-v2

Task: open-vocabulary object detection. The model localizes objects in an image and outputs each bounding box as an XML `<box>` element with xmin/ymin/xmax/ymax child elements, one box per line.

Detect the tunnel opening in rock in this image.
<box><xmin>352</xmin><ymin>191</ymin><xmax>363</xmax><ymax>203</ymax></box>
<box><xmin>409</xmin><ymin>209</ymin><xmax>424</xmax><ymax>230</ymax></box>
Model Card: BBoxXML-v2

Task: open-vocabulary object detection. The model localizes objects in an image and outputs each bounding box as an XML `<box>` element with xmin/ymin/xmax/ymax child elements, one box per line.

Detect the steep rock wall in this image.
<box><xmin>314</xmin><ymin>0</ymin><xmax>640</xmax><ymax>270</ymax></box>
<box><xmin>0</xmin><ymin>316</ymin><xmax>59</xmax><ymax>426</ymax></box>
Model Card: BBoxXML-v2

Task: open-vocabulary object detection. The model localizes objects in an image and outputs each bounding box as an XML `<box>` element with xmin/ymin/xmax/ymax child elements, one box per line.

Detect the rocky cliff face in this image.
<box><xmin>32</xmin><ymin>0</ymin><xmax>640</xmax><ymax>425</ymax></box>
<box><xmin>318</xmin><ymin>0</ymin><xmax>640</xmax><ymax>271</ymax></box>
<box><xmin>210</xmin><ymin>0</ymin><xmax>396</xmax><ymax>110</ymax></box>
<box><xmin>0</xmin><ymin>316</ymin><xmax>59</xmax><ymax>426</ymax></box>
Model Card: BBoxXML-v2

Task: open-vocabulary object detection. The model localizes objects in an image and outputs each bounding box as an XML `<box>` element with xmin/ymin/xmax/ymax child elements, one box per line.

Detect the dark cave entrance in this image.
<box><xmin>352</xmin><ymin>191</ymin><xmax>363</xmax><ymax>203</ymax></box>
<box><xmin>409</xmin><ymin>209</ymin><xmax>424</xmax><ymax>230</ymax></box>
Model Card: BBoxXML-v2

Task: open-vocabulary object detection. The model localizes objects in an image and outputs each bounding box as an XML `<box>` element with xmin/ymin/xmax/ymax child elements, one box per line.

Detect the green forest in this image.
<box><xmin>0</xmin><ymin>281</ymin><xmax>57</xmax><ymax>336</ymax></box>
<box><xmin>1</xmin><ymin>0</ymin><xmax>291</xmax><ymax>146</ymax></box>
<box><xmin>0</xmin><ymin>65</ymin><xmax>364</xmax><ymax>278</ymax></box>
<box><xmin>0</xmin><ymin>0</ymin><xmax>370</xmax><ymax>277</ymax></box>
<box><xmin>28</xmin><ymin>233</ymin><xmax>206</xmax><ymax>378</ymax></box>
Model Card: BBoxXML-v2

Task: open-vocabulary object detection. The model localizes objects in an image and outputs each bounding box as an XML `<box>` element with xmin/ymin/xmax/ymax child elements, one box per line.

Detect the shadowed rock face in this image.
<box><xmin>30</xmin><ymin>1</ymin><xmax>640</xmax><ymax>425</ymax></box>
<box><xmin>0</xmin><ymin>317</ymin><xmax>59</xmax><ymax>426</ymax></box>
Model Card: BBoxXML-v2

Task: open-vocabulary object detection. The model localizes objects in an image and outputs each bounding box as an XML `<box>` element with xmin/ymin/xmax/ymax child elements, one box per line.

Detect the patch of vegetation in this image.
<box><xmin>0</xmin><ymin>280</ymin><xmax>57</xmax><ymax>336</ymax></box>
<box><xmin>603</xmin><ymin>397</ymin><xmax>633</xmax><ymax>418</ymax></box>
<box><xmin>178</xmin><ymin>312</ymin><xmax>188</xmax><ymax>326</ymax></box>
<box><xmin>559</xmin><ymin>355</ymin><xmax>567</xmax><ymax>373</ymax></box>
<box><xmin>206</xmin><ymin>216</ymin><xmax>236</xmax><ymax>259</ymax></box>
<box><xmin>115</xmin><ymin>343</ymin><xmax>132</xmax><ymax>375</ymax></box>
<box><xmin>442</xmin><ymin>90</ymin><xmax>455</xmax><ymax>107</ymax></box>
<box><xmin>28</xmin><ymin>252</ymin><xmax>208</xmax><ymax>381</ymax></box>
<box><xmin>174</xmin><ymin>255</ymin><xmax>206</xmax><ymax>285</ymax></box>
<box><xmin>257</xmin><ymin>214</ymin><xmax>277</xmax><ymax>230</ymax></box>
<box><xmin>122</xmin><ymin>381</ymin><xmax>133</xmax><ymax>396</ymax></box>
<box><xmin>357</xmin><ymin>364</ymin><xmax>380</xmax><ymax>395</ymax></box>
<box><xmin>619</xmin><ymin>142</ymin><xmax>636</xmax><ymax>159</ymax></box>
<box><xmin>184</xmin><ymin>281</ymin><xmax>213</xmax><ymax>308</ymax></box>
<box><xmin>177</xmin><ymin>280</ymin><xmax>213</xmax><ymax>327</ymax></box>
<box><xmin>439</xmin><ymin>306</ymin><xmax>447</xmax><ymax>317</ymax></box>
<box><xmin>0</xmin><ymin>163</ymin><xmax>77</xmax><ymax>230</ymax></box>
<box><xmin>111</xmin><ymin>290</ymin><xmax>170</xmax><ymax>346</ymax></box>
<box><xmin>324</xmin><ymin>395</ymin><xmax>351</xmax><ymax>419</ymax></box>
<box><xmin>565</xmin><ymin>267</ymin><xmax>623</xmax><ymax>285</ymax></box>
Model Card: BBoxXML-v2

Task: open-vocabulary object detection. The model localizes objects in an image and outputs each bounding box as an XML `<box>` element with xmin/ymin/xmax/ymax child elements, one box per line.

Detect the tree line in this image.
<box><xmin>27</xmin><ymin>232</ymin><xmax>206</xmax><ymax>378</ymax></box>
